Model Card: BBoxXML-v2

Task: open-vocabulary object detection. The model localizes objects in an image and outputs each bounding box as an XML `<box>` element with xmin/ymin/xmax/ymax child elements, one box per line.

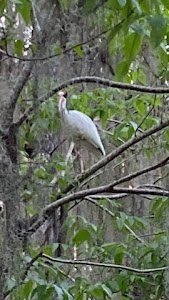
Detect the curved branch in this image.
<box><xmin>47</xmin><ymin>76</ymin><xmax>169</xmax><ymax>98</ymax></box>
<box><xmin>42</xmin><ymin>254</ymin><xmax>168</xmax><ymax>274</ymax></box>
<box><xmin>45</xmin><ymin>186</ymin><xmax>169</xmax><ymax>215</ymax></box>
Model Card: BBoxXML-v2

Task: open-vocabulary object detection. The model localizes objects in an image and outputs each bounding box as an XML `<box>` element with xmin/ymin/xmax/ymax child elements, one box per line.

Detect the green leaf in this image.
<box><xmin>124</xmin><ymin>32</ymin><xmax>143</xmax><ymax>63</ymax></box>
<box><xmin>161</xmin><ymin>0</ymin><xmax>169</xmax><ymax>9</ymax></box>
<box><xmin>88</xmin><ymin>284</ymin><xmax>104</xmax><ymax>299</ymax></box>
<box><xmin>134</xmin><ymin>99</ymin><xmax>147</xmax><ymax>115</ymax></box>
<box><xmin>39</xmin><ymin>262</ymin><xmax>59</xmax><ymax>280</ymax></box>
<box><xmin>115</xmin><ymin>60</ymin><xmax>130</xmax><ymax>80</ymax></box>
<box><xmin>74</xmin><ymin>45</ymin><xmax>84</xmax><ymax>58</ymax></box>
<box><xmin>0</xmin><ymin>0</ymin><xmax>7</xmax><ymax>15</ymax></box>
<box><xmin>16</xmin><ymin>0</ymin><xmax>31</xmax><ymax>25</ymax></box>
<box><xmin>32</xmin><ymin>285</ymin><xmax>51</xmax><ymax>300</ymax></box>
<box><xmin>116</xmin><ymin>212</ymin><xmax>126</xmax><ymax>230</ymax></box>
<box><xmin>23</xmin><ymin>280</ymin><xmax>34</xmax><ymax>299</ymax></box>
<box><xmin>164</xmin><ymin>128</ymin><xmax>169</xmax><ymax>142</ymax></box>
<box><xmin>73</xmin><ymin>229</ymin><xmax>91</xmax><ymax>245</ymax></box>
<box><xmin>140</xmin><ymin>0</ymin><xmax>151</xmax><ymax>12</ymax></box>
<box><xmin>131</xmin><ymin>23</ymin><xmax>146</xmax><ymax>35</ymax></box>
<box><xmin>148</xmin><ymin>15</ymin><xmax>167</xmax><ymax>47</ymax></box>
<box><xmin>83</xmin><ymin>0</ymin><xmax>97</xmax><ymax>13</ymax></box>
<box><xmin>55</xmin><ymin>46</ymin><xmax>63</xmax><ymax>55</ymax></box>
<box><xmin>34</xmin><ymin>167</ymin><xmax>48</xmax><ymax>180</ymax></box>
<box><xmin>42</xmin><ymin>243</ymin><xmax>59</xmax><ymax>256</ymax></box>
<box><xmin>26</xmin><ymin>205</ymin><xmax>37</xmax><ymax>216</ymax></box>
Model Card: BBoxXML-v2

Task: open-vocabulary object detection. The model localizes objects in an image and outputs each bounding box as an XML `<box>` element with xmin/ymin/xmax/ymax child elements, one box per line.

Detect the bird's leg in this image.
<box><xmin>59</xmin><ymin>142</ymin><xmax>75</xmax><ymax>178</ymax></box>
<box><xmin>79</xmin><ymin>151</ymin><xmax>84</xmax><ymax>173</ymax></box>
<box><xmin>75</xmin><ymin>148</ymin><xmax>84</xmax><ymax>173</ymax></box>
<box><xmin>65</xmin><ymin>141</ymin><xmax>75</xmax><ymax>164</ymax></box>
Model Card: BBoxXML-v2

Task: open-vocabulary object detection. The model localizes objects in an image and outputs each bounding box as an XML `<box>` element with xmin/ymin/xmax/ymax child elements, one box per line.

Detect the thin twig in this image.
<box><xmin>42</xmin><ymin>253</ymin><xmax>168</xmax><ymax>274</ymax></box>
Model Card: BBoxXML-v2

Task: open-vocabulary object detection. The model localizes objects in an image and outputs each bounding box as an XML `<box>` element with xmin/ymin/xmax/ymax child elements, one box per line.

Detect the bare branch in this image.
<box><xmin>42</xmin><ymin>253</ymin><xmax>168</xmax><ymax>274</ymax></box>
<box><xmin>45</xmin><ymin>186</ymin><xmax>169</xmax><ymax>215</ymax></box>
<box><xmin>47</xmin><ymin>77</ymin><xmax>169</xmax><ymax>98</ymax></box>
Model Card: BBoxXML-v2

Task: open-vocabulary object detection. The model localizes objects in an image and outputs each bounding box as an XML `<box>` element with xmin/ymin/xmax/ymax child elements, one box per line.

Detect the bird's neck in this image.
<box><xmin>58</xmin><ymin>97</ymin><xmax>68</xmax><ymax>119</ymax></box>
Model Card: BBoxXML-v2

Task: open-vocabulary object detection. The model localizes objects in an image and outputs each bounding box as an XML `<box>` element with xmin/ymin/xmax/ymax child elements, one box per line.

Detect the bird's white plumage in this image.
<box><xmin>58</xmin><ymin>92</ymin><xmax>105</xmax><ymax>156</ymax></box>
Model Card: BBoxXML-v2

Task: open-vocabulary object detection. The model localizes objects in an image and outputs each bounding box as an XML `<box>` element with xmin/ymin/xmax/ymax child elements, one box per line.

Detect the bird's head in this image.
<box><xmin>58</xmin><ymin>90</ymin><xmax>67</xmax><ymax>98</ymax></box>
<box><xmin>57</xmin><ymin>90</ymin><xmax>68</xmax><ymax>114</ymax></box>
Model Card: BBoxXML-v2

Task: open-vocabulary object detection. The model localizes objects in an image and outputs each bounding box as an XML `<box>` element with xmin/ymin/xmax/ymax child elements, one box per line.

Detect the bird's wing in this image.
<box><xmin>64</xmin><ymin>110</ymin><xmax>105</xmax><ymax>155</ymax></box>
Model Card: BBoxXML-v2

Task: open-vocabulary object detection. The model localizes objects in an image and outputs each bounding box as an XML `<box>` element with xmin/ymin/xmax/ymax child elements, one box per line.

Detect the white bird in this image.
<box><xmin>58</xmin><ymin>91</ymin><xmax>106</xmax><ymax>160</ymax></box>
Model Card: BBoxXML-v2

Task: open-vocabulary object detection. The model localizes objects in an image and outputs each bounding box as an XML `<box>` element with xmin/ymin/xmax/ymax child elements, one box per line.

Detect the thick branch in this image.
<box><xmin>42</xmin><ymin>254</ymin><xmax>168</xmax><ymax>274</ymax></box>
<box><xmin>45</xmin><ymin>186</ymin><xmax>169</xmax><ymax>215</ymax></box>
